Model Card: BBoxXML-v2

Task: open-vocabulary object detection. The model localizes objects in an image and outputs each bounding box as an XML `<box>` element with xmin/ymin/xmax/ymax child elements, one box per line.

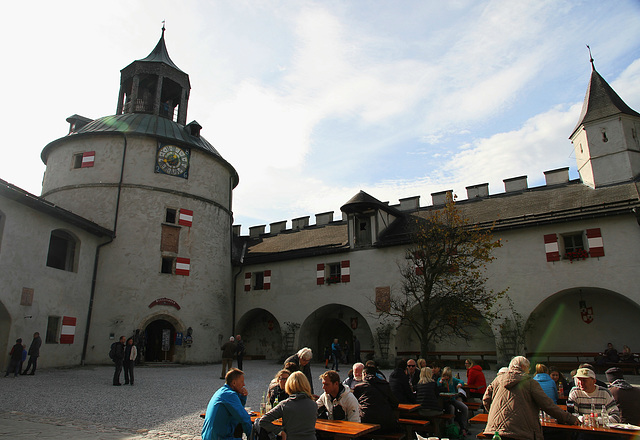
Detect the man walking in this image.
<box><xmin>21</xmin><ymin>332</ymin><xmax>42</xmax><ymax>375</ymax></box>
<box><xmin>202</xmin><ymin>368</ymin><xmax>252</xmax><ymax>440</ymax></box>
<box><xmin>235</xmin><ymin>335</ymin><xmax>245</xmax><ymax>371</ymax></box>
<box><xmin>220</xmin><ymin>336</ymin><xmax>236</xmax><ymax>379</ymax></box>
<box><xmin>112</xmin><ymin>336</ymin><xmax>125</xmax><ymax>386</ymax></box>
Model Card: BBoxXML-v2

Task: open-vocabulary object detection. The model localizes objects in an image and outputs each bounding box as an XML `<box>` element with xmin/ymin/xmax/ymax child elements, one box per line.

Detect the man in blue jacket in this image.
<box><xmin>202</xmin><ymin>368</ymin><xmax>252</xmax><ymax>440</ymax></box>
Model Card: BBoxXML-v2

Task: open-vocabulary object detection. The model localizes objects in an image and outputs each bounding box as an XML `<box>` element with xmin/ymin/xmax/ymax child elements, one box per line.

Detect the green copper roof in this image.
<box><xmin>137</xmin><ymin>28</ymin><xmax>184</xmax><ymax>73</ymax></box>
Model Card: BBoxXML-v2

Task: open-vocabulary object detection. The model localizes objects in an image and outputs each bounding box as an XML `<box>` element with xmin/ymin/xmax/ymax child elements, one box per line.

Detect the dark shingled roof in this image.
<box><xmin>341</xmin><ymin>190</ymin><xmax>402</xmax><ymax>216</ymax></box>
<box><xmin>40</xmin><ymin>114</ymin><xmax>239</xmax><ymax>188</ymax></box>
<box><xmin>240</xmin><ymin>180</ymin><xmax>640</xmax><ymax>263</ymax></box>
<box><xmin>0</xmin><ymin>178</ymin><xmax>114</xmax><ymax>238</ymax></box>
<box><xmin>137</xmin><ymin>29</ymin><xmax>185</xmax><ymax>73</ymax></box>
<box><xmin>571</xmin><ymin>67</ymin><xmax>640</xmax><ymax>138</ymax></box>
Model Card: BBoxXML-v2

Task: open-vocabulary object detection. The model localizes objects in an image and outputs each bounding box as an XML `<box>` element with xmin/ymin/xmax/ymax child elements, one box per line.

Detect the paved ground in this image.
<box><xmin>1</xmin><ymin>360</ymin><xmax>636</xmax><ymax>439</ymax></box>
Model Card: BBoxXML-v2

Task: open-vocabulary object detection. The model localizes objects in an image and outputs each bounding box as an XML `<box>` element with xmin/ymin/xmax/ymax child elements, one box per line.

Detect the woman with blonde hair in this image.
<box><xmin>533</xmin><ymin>363</ymin><xmax>558</xmax><ymax>403</ymax></box>
<box><xmin>416</xmin><ymin>367</ymin><xmax>442</xmax><ymax>417</ymax></box>
<box><xmin>437</xmin><ymin>366</ymin><xmax>468</xmax><ymax>435</ymax></box>
<box><xmin>260</xmin><ymin>371</ymin><xmax>317</xmax><ymax>440</ymax></box>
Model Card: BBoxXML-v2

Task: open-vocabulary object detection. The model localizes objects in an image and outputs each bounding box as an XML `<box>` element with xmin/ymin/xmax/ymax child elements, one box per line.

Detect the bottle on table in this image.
<box><xmin>492</xmin><ymin>431</ymin><xmax>502</xmax><ymax>440</ymax></box>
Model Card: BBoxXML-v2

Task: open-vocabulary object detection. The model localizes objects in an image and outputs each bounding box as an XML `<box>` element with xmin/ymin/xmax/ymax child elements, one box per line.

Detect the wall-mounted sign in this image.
<box><xmin>148</xmin><ymin>298</ymin><xmax>181</xmax><ymax>310</ymax></box>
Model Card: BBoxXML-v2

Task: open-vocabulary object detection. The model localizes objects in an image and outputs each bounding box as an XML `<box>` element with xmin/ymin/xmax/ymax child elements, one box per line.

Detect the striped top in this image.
<box><xmin>567</xmin><ymin>385</ymin><xmax>621</xmax><ymax>423</ymax></box>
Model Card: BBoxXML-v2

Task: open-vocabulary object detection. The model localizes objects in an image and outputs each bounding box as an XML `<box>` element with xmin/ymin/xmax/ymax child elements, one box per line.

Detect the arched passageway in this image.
<box><xmin>144</xmin><ymin>319</ymin><xmax>176</xmax><ymax>362</ymax></box>
<box><xmin>526</xmin><ymin>287</ymin><xmax>640</xmax><ymax>353</ymax></box>
<box><xmin>236</xmin><ymin>309</ymin><xmax>282</xmax><ymax>360</ymax></box>
<box><xmin>299</xmin><ymin>304</ymin><xmax>374</xmax><ymax>363</ymax></box>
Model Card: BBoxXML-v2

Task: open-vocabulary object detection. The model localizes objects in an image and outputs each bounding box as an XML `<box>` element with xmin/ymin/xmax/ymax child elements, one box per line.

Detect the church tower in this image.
<box><xmin>570</xmin><ymin>60</ymin><xmax>640</xmax><ymax>188</ymax></box>
<box><xmin>39</xmin><ymin>29</ymin><xmax>239</xmax><ymax>364</ymax></box>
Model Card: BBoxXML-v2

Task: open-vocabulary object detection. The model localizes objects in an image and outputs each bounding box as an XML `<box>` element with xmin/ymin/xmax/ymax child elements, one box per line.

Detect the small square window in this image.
<box><xmin>46</xmin><ymin>316</ymin><xmax>60</xmax><ymax>344</ymax></box>
<box><xmin>73</xmin><ymin>153</ymin><xmax>83</xmax><ymax>169</ymax></box>
<box><xmin>254</xmin><ymin>272</ymin><xmax>264</xmax><ymax>290</ymax></box>
<box><xmin>165</xmin><ymin>209</ymin><xmax>177</xmax><ymax>224</ymax></box>
<box><xmin>563</xmin><ymin>233</ymin><xmax>584</xmax><ymax>253</ymax></box>
<box><xmin>161</xmin><ymin>256</ymin><xmax>175</xmax><ymax>274</ymax></box>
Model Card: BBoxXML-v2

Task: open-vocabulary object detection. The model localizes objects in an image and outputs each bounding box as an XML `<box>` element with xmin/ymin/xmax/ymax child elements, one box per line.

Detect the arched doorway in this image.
<box><xmin>236</xmin><ymin>309</ymin><xmax>282</xmax><ymax>360</ymax></box>
<box><xmin>144</xmin><ymin>319</ymin><xmax>176</xmax><ymax>362</ymax></box>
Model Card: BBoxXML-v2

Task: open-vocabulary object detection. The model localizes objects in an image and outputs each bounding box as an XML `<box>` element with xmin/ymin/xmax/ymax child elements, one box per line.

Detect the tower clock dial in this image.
<box><xmin>156</xmin><ymin>144</ymin><xmax>190</xmax><ymax>178</ymax></box>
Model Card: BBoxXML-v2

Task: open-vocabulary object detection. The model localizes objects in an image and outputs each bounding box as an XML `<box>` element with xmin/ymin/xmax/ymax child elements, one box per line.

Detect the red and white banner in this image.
<box><xmin>586</xmin><ymin>228</ymin><xmax>604</xmax><ymax>257</ymax></box>
<box><xmin>60</xmin><ymin>316</ymin><xmax>76</xmax><ymax>344</ymax></box>
<box><xmin>543</xmin><ymin>234</ymin><xmax>560</xmax><ymax>262</ymax></box>
<box><xmin>341</xmin><ymin>260</ymin><xmax>351</xmax><ymax>283</ymax></box>
<box><xmin>175</xmin><ymin>257</ymin><xmax>190</xmax><ymax>276</ymax></box>
<box><xmin>244</xmin><ymin>272</ymin><xmax>251</xmax><ymax>291</ymax></box>
<box><xmin>178</xmin><ymin>209</ymin><xmax>193</xmax><ymax>227</ymax></box>
<box><xmin>316</xmin><ymin>264</ymin><xmax>325</xmax><ymax>285</ymax></box>
<box><xmin>81</xmin><ymin>151</ymin><xmax>95</xmax><ymax>168</ymax></box>
<box><xmin>264</xmin><ymin>270</ymin><xmax>271</xmax><ymax>290</ymax></box>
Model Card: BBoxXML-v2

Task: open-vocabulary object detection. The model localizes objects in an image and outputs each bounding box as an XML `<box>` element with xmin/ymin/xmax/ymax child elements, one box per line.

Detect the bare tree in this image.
<box><xmin>385</xmin><ymin>195</ymin><xmax>507</xmax><ymax>356</ymax></box>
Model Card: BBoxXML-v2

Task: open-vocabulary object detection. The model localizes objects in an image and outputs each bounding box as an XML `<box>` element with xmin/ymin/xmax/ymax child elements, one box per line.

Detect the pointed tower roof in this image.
<box><xmin>341</xmin><ymin>190</ymin><xmax>402</xmax><ymax>216</ymax></box>
<box><xmin>571</xmin><ymin>65</ymin><xmax>640</xmax><ymax>138</ymax></box>
<box><xmin>137</xmin><ymin>27</ymin><xmax>185</xmax><ymax>73</ymax></box>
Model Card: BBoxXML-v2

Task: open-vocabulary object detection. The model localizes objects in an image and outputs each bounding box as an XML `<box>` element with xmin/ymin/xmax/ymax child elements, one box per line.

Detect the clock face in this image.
<box><xmin>156</xmin><ymin>144</ymin><xmax>190</xmax><ymax>178</ymax></box>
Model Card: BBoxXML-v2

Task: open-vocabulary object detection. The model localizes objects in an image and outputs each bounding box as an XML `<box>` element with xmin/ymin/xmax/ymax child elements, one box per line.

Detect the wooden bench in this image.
<box><xmin>396</xmin><ymin>351</ymin><xmax>497</xmax><ymax>369</ymax></box>
<box><xmin>399</xmin><ymin>418</ymin><xmax>430</xmax><ymax>438</ymax></box>
<box><xmin>526</xmin><ymin>352</ymin><xmax>600</xmax><ymax>372</ymax></box>
<box><xmin>605</xmin><ymin>361</ymin><xmax>639</xmax><ymax>375</ymax></box>
<box><xmin>465</xmin><ymin>402</ymin><xmax>482</xmax><ymax>415</ymax></box>
<box><xmin>370</xmin><ymin>431</ymin><xmax>406</xmax><ymax>440</ymax></box>
<box><xmin>476</xmin><ymin>433</ymin><xmax>492</xmax><ymax>439</ymax></box>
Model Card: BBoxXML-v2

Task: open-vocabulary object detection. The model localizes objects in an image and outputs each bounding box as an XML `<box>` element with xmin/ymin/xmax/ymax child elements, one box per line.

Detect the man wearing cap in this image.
<box><xmin>606</xmin><ymin>367</ymin><xmax>640</xmax><ymax>425</ymax></box>
<box><xmin>567</xmin><ymin>367</ymin><xmax>621</xmax><ymax>424</ymax></box>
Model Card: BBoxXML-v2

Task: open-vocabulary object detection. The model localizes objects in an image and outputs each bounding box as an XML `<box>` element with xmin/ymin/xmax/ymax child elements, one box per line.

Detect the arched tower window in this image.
<box><xmin>46</xmin><ymin>230</ymin><xmax>79</xmax><ymax>272</ymax></box>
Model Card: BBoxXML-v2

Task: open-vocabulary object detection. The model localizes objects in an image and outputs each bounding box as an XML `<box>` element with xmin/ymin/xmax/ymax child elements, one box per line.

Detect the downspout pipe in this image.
<box><xmin>81</xmin><ymin>132</ymin><xmax>127</xmax><ymax>365</ymax></box>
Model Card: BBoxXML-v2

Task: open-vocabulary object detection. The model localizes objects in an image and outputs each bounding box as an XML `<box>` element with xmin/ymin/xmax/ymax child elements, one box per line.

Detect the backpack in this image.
<box><xmin>444</xmin><ymin>422</ymin><xmax>463</xmax><ymax>439</ymax></box>
<box><xmin>108</xmin><ymin>342</ymin><xmax>116</xmax><ymax>361</ymax></box>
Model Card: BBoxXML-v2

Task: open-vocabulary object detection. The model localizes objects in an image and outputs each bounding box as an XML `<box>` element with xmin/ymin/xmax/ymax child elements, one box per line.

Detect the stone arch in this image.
<box><xmin>0</xmin><ymin>300</ymin><xmax>11</xmax><ymax>371</ymax></box>
<box><xmin>138</xmin><ymin>313</ymin><xmax>186</xmax><ymax>363</ymax></box>
<box><xmin>236</xmin><ymin>308</ymin><xmax>282</xmax><ymax>360</ymax></box>
<box><xmin>525</xmin><ymin>287</ymin><xmax>640</xmax><ymax>353</ymax></box>
<box><xmin>298</xmin><ymin>304</ymin><xmax>374</xmax><ymax>363</ymax></box>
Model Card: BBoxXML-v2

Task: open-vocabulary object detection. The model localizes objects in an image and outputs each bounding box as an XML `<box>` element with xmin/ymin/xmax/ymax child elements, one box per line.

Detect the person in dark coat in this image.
<box><xmin>21</xmin><ymin>332</ymin><xmax>42</xmax><ymax>375</ymax></box>
<box><xmin>235</xmin><ymin>335</ymin><xmax>245</xmax><ymax>371</ymax></box>
<box><xmin>5</xmin><ymin>338</ymin><xmax>24</xmax><ymax>378</ymax></box>
<box><xmin>353</xmin><ymin>365</ymin><xmax>399</xmax><ymax>432</ymax></box>
<box><xmin>389</xmin><ymin>359</ymin><xmax>416</xmax><ymax>403</ymax></box>
<box><xmin>416</xmin><ymin>367</ymin><xmax>442</xmax><ymax>417</ymax></box>
<box><xmin>284</xmin><ymin>347</ymin><xmax>315</xmax><ymax>395</ymax></box>
<box><xmin>112</xmin><ymin>335</ymin><xmax>125</xmax><ymax>386</ymax></box>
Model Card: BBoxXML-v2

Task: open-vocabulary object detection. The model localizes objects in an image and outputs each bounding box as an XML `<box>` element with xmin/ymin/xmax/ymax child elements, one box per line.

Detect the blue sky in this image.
<box><xmin>2</xmin><ymin>1</ymin><xmax>640</xmax><ymax>234</ymax></box>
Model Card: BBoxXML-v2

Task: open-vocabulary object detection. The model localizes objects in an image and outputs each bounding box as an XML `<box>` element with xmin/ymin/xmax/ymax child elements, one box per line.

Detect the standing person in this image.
<box><xmin>123</xmin><ymin>337</ymin><xmax>137</xmax><ymax>386</ymax></box>
<box><xmin>285</xmin><ymin>347</ymin><xmax>315</xmax><ymax>395</ymax></box>
<box><xmin>331</xmin><ymin>339</ymin><xmax>341</xmax><ymax>371</ymax></box>
<box><xmin>5</xmin><ymin>338</ymin><xmax>24</xmax><ymax>378</ymax></box>
<box><xmin>260</xmin><ymin>371</ymin><xmax>317</xmax><ymax>440</ymax></box>
<box><xmin>235</xmin><ymin>335</ymin><xmax>245</xmax><ymax>371</ymax></box>
<box><xmin>316</xmin><ymin>370</ymin><xmax>360</xmax><ymax>421</ymax></box>
<box><xmin>353</xmin><ymin>365</ymin><xmax>400</xmax><ymax>433</ymax></box>
<box><xmin>353</xmin><ymin>336</ymin><xmax>361</xmax><ymax>363</ymax></box>
<box><xmin>483</xmin><ymin>356</ymin><xmax>578</xmax><ymax>440</ymax></box>
<box><xmin>112</xmin><ymin>336</ymin><xmax>125</xmax><ymax>386</ymax></box>
<box><xmin>220</xmin><ymin>336</ymin><xmax>236</xmax><ymax>380</ymax></box>
<box><xmin>21</xmin><ymin>332</ymin><xmax>42</xmax><ymax>375</ymax></box>
<box><xmin>202</xmin><ymin>368</ymin><xmax>252</xmax><ymax>440</ymax></box>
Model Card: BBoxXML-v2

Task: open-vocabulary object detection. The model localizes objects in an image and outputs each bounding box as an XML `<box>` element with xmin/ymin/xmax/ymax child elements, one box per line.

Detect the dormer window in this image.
<box><xmin>355</xmin><ymin>215</ymin><xmax>372</xmax><ymax>247</ymax></box>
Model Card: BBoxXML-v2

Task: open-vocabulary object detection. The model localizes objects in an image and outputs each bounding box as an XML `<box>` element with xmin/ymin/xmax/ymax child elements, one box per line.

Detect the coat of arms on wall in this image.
<box><xmin>580</xmin><ymin>300</ymin><xmax>593</xmax><ymax>324</ymax></box>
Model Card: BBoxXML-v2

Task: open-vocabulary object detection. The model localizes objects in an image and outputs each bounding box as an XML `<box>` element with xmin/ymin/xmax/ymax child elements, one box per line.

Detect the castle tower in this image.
<box><xmin>39</xmin><ymin>29</ymin><xmax>239</xmax><ymax>364</ymax></box>
<box><xmin>570</xmin><ymin>61</ymin><xmax>640</xmax><ymax>188</ymax></box>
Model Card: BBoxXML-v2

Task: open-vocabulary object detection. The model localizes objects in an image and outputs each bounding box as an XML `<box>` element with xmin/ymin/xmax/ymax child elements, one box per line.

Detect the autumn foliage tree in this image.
<box><xmin>386</xmin><ymin>194</ymin><xmax>506</xmax><ymax>357</ymax></box>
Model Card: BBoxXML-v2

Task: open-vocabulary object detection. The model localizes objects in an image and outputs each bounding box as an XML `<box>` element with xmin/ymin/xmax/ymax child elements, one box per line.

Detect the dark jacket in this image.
<box><xmin>113</xmin><ymin>341</ymin><xmax>125</xmax><ymax>362</ymax></box>
<box><xmin>610</xmin><ymin>379</ymin><xmax>640</xmax><ymax>425</ymax></box>
<box><xmin>221</xmin><ymin>341</ymin><xmax>236</xmax><ymax>358</ymax></box>
<box><xmin>353</xmin><ymin>374</ymin><xmax>399</xmax><ymax>431</ymax></box>
<box><xmin>284</xmin><ymin>354</ymin><xmax>314</xmax><ymax>394</ymax></box>
<box><xmin>416</xmin><ymin>381</ymin><xmax>441</xmax><ymax>411</ymax></box>
<box><xmin>9</xmin><ymin>343</ymin><xmax>23</xmax><ymax>361</ymax></box>
<box><xmin>260</xmin><ymin>393</ymin><xmax>317</xmax><ymax>440</ymax></box>
<box><xmin>28</xmin><ymin>336</ymin><xmax>42</xmax><ymax>357</ymax></box>
<box><xmin>389</xmin><ymin>368</ymin><xmax>416</xmax><ymax>403</ymax></box>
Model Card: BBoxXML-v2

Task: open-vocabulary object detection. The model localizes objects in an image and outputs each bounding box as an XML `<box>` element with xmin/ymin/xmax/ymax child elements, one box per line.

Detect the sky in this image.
<box><xmin>2</xmin><ymin>0</ymin><xmax>640</xmax><ymax>234</ymax></box>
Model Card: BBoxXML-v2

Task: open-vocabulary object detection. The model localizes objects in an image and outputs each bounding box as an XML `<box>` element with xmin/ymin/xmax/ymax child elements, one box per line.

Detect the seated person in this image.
<box><xmin>429</xmin><ymin>361</ymin><xmax>442</xmax><ymax>382</ymax></box>
<box><xmin>415</xmin><ymin>367</ymin><xmax>442</xmax><ymax>417</ymax></box>
<box><xmin>343</xmin><ymin>362</ymin><xmax>365</xmax><ymax>389</ymax></box>
<box><xmin>619</xmin><ymin>345</ymin><xmax>635</xmax><ymax>363</ymax></box>
<box><xmin>549</xmin><ymin>366</ymin><xmax>571</xmax><ymax>399</ymax></box>
<box><xmin>389</xmin><ymin>359</ymin><xmax>416</xmax><ymax>403</ymax></box>
<box><xmin>595</xmin><ymin>342</ymin><xmax>619</xmax><ymax>365</ymax></box>
<box><xmin>316</xmin><ymin>370</ymin><xmax>360</xmax><ymax>422</ymax></box>
<box><xmin>406</xmin><ymin>359</ymin><xmax>419</xmax><ymax>393</ymax></box>
<box><xmin>484</xmin><ymin>356</ymin><xmax>578</xmax><ymax>440</ymax></box>
<box><xmin>353</xmin><ymin>365</ymin><xmax>399</xmax><ymax>433</ymax></box>
<box><xmin>567</xmin><ymin>368</ymin><xmax>621</xmax><ymax>424</ymax></box>
<box><xmin>365</xmin><ymin>359</ymin><xmax>386</xmax><ymax>381</ymax></box>
<box><xmin>268</xmin><ymin>369</ymin><xmax>291</xmax><ymax>405</ymax></box>
<box><xmin>606</xmin><ymin>367</ymin><xmax>640</xmax><ymax>425</ymax></box>
<box><xmin>578</xmin><ymin>363</ymin><xmax>607</xmax><ymax>388</ymax></box>
<box><xmin>464</xmin><ymin>359</ymin><xmax>487</xmax><ymax>398</ymax></box>
<box><xmin>533</xmin><ymin>363</ymin><xmax>558</xmax><ymax>403</ymax></box>
<box><xmin>438</xmin><ymin>366</ymin><xmax>469</xmax><ymax>437</ymax></box>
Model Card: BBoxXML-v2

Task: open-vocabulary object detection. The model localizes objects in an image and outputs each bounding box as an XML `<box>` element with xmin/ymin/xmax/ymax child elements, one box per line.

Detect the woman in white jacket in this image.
<box><xmin>123</xmin><ymin>337</ymin><xmax>138</xmax><ymax>385</ymax></box>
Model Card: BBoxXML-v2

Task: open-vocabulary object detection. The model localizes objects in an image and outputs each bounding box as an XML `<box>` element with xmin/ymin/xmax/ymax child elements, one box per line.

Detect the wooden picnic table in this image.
<box><xmin>398</xmin><ymin>403</ymin><xmax>421</xmax><ymax>412</ymax></box>
<box><xmin>471</xmin><ymin>412</ymin><xmax>640</xmax><ymax>439</ymax></box>
<box><xmin>245</xmin><ymin>413</ymin><xmax>381</xmax><ymax>440</ymax></box>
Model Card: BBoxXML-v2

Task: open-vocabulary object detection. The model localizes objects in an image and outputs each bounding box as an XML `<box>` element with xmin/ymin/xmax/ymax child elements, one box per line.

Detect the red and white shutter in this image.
<box><xmin>175</xmin><ymin>257</ymin><xmax>190</xmax><ymax>276</ymax></box>
<box><xmin>317</xmin><ymin>264</ymin><xmax>325</xmax><ymax>285</ymax></box>
<box><xmin>586</xmin><ymin>228</ymin><xmax>604</xmax><ymax>257</ymax></box>
<box><xmin>544</xmin><ymin>234</ymin><xmax>560</xmax><ymax>262</ymax></box>
<box><xmin>413</xmin><ymin>252</ymin><xmax>424</xmax><ymax>275</ymax></box>
<box><xmin>244</xmin><ymin>272</ymin><xmax>252</xmax><ymax>291</ymax></box>
<box><xmin>81</xmin><ymin>151</ymin><xmax>95</xmax><ymax>168</ymax></box>
<box><xmin>178</xmin><ymin>209</ymin><xmax>193</xmax><ymax>227</ymax></box>
<box><xmin>60</xmin><ymin>316</ymin><xmax>76</xmax><ymax>344</ymax></box>
<box><xmin>264</xmin><ymin>270</ymin><xmax>271</xmax><ymax>290</ymax></box>
<box><xmin>341</xmin><ymin>260</ymin><xmax>351</xmax><ymax>283</ymax></box>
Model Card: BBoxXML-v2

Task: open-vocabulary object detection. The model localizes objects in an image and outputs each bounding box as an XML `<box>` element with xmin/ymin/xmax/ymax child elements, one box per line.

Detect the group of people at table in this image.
<box><xmin>202</xmin><ymin>348</ymin><xmax>640</xmax><ymax>440</ymax></box>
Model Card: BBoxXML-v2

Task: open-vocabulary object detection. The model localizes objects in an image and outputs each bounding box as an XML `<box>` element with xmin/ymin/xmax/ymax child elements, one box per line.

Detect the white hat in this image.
<box><xmin>575</xmin><ymin>368</ymin><xmax>596</xmax><ymax>379</ymax></box>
